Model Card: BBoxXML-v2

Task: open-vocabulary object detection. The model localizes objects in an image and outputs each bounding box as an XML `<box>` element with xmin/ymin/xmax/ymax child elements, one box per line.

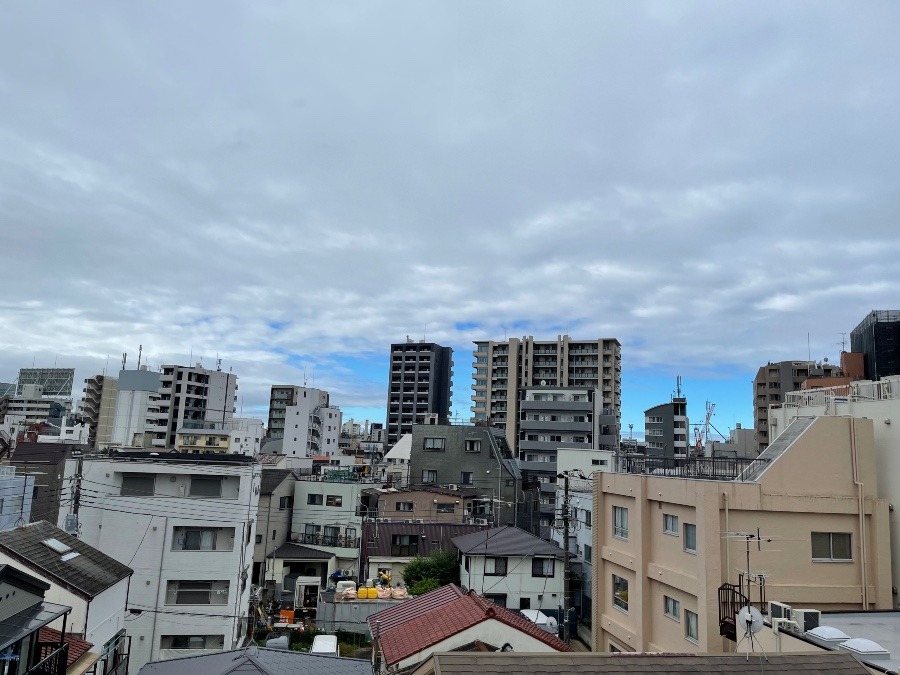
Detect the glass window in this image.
<box><xmin>613</xmin><ymin>506</ymin><xmax>628</xmax><ymax>540</ymax></box>
<box><xmin>422</xmin><ymin>469</ymin><xmax>437</xmax><ymax>483</ymax></box>
<box><xmin>121</xmin><ymin>474</ymin><xmax>155</xmax><ymax>497</ymax></box>
<box><xmin>664</xmin><ymin>514</ymin><xmax>678</xmax><ymax>535</ymax></box>
<box><xmin>811</xmin><ymin>532</ymin><xmax>852</xmax><ymax>561</ymax></box>
<box><xmin>326</xmin><ymin>495</ymin><xmax>342</xmax><ymax>507</ymax></box>
<box><xmin>584</xmin><ymin>544</ymin><xmax>592</xmax><ymax>563</ymax></box>
<box><xmin>585</xmin><ymin>510</ymin><xmax>592</xmax><ymax>527</ymax></box>
<box><xmin>189</xmin><ymin>477</ymin><xmax>222</xmax><ymax>498</ymax></box>
<box><xmin>391</xmin><ymin>534</ymin><xmax>418</xmax><ymax>556</ymax></box>
<box><xmin>279</xmin><ymin>496</ymin><xmax>294</xmax><ymax>510</ymax></box>
<box><xmin>664</xmin><ymin>595</ymin><xmax>680</xmax><ymax>620</ymax></box>
<box><xmin>173</xmin><ymin>527</ymin><xmax>230</xmax><ymax>551</ymax></box>
<box><xmin>461</xmin><ymin>471</ymin><xmax>473</xmax><ymax>485</ymax></box>
<box><xmin>683</xmin><ymin>523</ymin><xmax>697</xmax><ymax>552</ymax></box>
<box><xmin>612</xmin><ymin>575</ymin><xmax>628</xmax><ymax>611</ymax></box>
<box><xmin>465</xmin><ymin>440</ymin><xmax>482</xmax><ymax>453</ymax></box>
<box><xmin>307</xmin><ymin>494</ymin><xmax>323</xmax><ymax>505</ymax></box>
<box><xmin>485</xmin><ymin>557</ymin><xmax>508</xmax><ymax>576</ymax></box>
<box><xmin>424</xmin><ymin>438</ymin><xmax>446</xmax><ymax>451</ymax></box>
<box><xmin>685</xmin><ymin>609</ymin><xmax>699</xmax><ymax>642</ymax></box>
<box><xmin>532</xmin><ymin>557</ymin><xmax>555</xmax><ymax>577</ymax></box>
<box><xmin>323</xmin><ymin>526</ymin><xmax>340</xmax><ymax>546</ymax></box>
<box><xmin>165</xmin><ymin>580</ymin><xmax>229</xmax><ymax>605</ymax></box>
<box><xmin>396</xmin><ymin>501</ymin><xmax>414</xmax><ymax>512</ymax></box>
<box><xmin>436</xmin><ymin>503</ymin><xmax>455</xmax><ymax>513</ymax></box>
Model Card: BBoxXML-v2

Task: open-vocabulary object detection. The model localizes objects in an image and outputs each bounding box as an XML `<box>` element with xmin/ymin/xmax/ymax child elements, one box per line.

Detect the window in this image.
<box><xmin>189</xmin><ymin>477</ymin><xmax>222</xmax><ymax>498</ymax></box>
<box><xmin>484</xmin><ymin>594</ymin><xmax>507</xmax><ymax>608</ymax></box>
<box><xmin>279</xmin><ymin>496</ymin><xmax>294</xmax><ymax>510</ymax></box>
<box><xmin>326</xmin><ymin>495</ymin><xmax>342</xmax><ymax>507</ymax></box>
<box><xmin>584</xmin><ymin>544</ymin><xmax>592</xmax><ymax>563</ymax></box>
<box><xmin>683</xmin><ymin>523</ymin><xmax>697</xmax><ymax>553</ymax></box>
<box><xmin>532</xmin><ymin>557</ymin><xmax>555</xmax><ymax>577</ymax></box>
<box><xmin>121</xmin><ymin>474</ymin><xmax>155</xmax><ymax>497</ymax></box>
<box><xmin>255</xmin><ymin>535</ymin><xmax>262</xmax><ymax>544</ymax></box>
<box><xmin>396</xmin><ymin>501</ymin><xmax>414</xmax><ymax>512</ymax></box>
<box><xmin>664</xmin><ymin>514</ymin><xmax>678</xmax><ymax>535</ymax></box>
<box><xmin>811</xmin><ymin>532</ymin><xmax>852</xmax><ymax>561</ymax></box>
<box><xmin>460</xmin><ymin>471</ymin><xmax>473</xmax><ymax>485</ymax></box>
<box><xmin>613</xmin><ymin>506</ymin><xmax>628</xmax><ymax>540</ymax></box>
<box><xmin>323</xmin><ymin>526</ymin><xmax>340</xmax><ymax>546</ymax></box>
<box><xmin>485</xmin><ymin>557</ymin><xmax>508</xmax><ymax>576</ymax></box>
<box><xmin>165</xmin><ymin>580</ymin><xmax>229</xmax><ymax>605</ymax></box>
<box><xmin>345</xmin><ymin>527</ymin><xmax>357</xmax><ymax>542</ymax></box>
<box><xmin>303</xmin><ymin>524</ymin><xmax>321</xmax><ymax>543</ymax></box>
<box><xmin>685</xmin><ymin>609</ymin><xmax>699</xmax><ymax>642</ymax></box>
<box><xmin>307</xmin><ymin>494</ymin><xmax>323</xmax><ymax>505</ymax></box>
<box><xmin>391</xmin><ymin>534</ymin><xmax>418</xmax><ymax>556</ymax></box>
<box><xmin>465</xmin><ymin>440</ymin><xmax>481</xmax><ymax>453</ymax></box>
<box><xmin>424</xmin><ymin>437</ymin><xmax>446</xmax><ymax>451</ymax></box>
<box><xmin>436</xmin><ymin>503</ymin><xmax>455</xmax><ymax>513</ymax></box>
<box><xmin>161</xmin><ymin>635</ymin><xmax>224</xmax><ymax>650</ymax></box>
<box><xmin>173</xmin><ymin>527</ymin><xmax>232</xmax><ymax>551</ymax></box>
<box><xmin>664</xmin><ymin>595</ymin><xmax>680</xmax><ymax>620</ymax></box>
<box><xmin>422</xmin><ymin>469</ymin><xmax>437</xmax><ymax>483</ymax></box>
<box><xmin>520</xmin><ymin>597</ymin><xmax>531</xmax><ymax>610</ymax></box>
<box><xmin>612</xmin><ymin>575</ymin><xmax>628</xmax><ymax>611</ymax></box>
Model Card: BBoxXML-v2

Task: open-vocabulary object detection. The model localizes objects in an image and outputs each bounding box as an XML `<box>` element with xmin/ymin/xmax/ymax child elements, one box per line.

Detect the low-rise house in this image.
<box><xmin>369</xmin><ymin>584</ymin><xmax>569</xmax><ymax>674</ymax></box>
<box><xmin>359</xmin><ymin>486</ymin><xmax>481</xmax><ymax>525</ymax></box>
<box><xmin>0</xmin><ymin>520</ymin><xmax>133</xmax><ymax>664</ymax></box>
<box><xmin>453</xmin><ymin>526</ymin><xmax>566</xmax><ymax>612</ymax></box>
<box><xmin>137</xmin><ymin>645</ymin><xmax>371</xmax><ymax>675</ymax></box>
<box><xmin>253</xmin><ymin>468</ymin><xmax>297</xmax><ymax>589</ymax></box>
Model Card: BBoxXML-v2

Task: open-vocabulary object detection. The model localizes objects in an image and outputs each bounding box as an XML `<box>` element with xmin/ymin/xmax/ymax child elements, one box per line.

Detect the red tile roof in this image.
<box><xmin>39</xmin><ymin>627</ymin><xmax>93</xmax><ymax>668</ymax></box>
<box><xmin>368</xmin><ymin>584</ymin><xmax>569</xmax><ymax>666</ymax></box>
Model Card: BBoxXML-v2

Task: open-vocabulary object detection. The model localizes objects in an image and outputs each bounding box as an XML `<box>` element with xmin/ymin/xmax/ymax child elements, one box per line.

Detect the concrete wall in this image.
<box><xmin>460</xmin><ymin>553</ymin><xmax>563</xmax><ymax>612</ymax></box>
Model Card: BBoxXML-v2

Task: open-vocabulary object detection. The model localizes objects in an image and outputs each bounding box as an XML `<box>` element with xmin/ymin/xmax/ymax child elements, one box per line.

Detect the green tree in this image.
<box><xmin>402</xmin><ymin>550</ymin><xmax>460</xmax><ymax>588</ymax></box>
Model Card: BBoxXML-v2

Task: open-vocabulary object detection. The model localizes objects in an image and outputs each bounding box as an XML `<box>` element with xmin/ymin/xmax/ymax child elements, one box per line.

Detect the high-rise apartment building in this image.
<box><xmin>644</xmin><ymin>396</ymin><xmax>689</xmax><ymax>459</ymax></box>
<box><xmin>471</xmin><ymin>336</ymin><xmax>621</xmax><ymax>451</ymax></box>
<box><xmin>80</xmin><ymin>374</ymin><xmax>119</xmax><ymax>449</ymax></box>
<box><xmin>110</xmin><ymin>367</ymin><xmax>164</xmax><ymax>448</ymax></box>
<box><xmin>851</xmin><ymin>310</ymin><xmax>900</xmax><ymax>381</ymax></box>
<box><xmin>157</xmin><ymin>364</ymin><xmax>237</xmax><ymax>447</ymax></box>
<box><xmin>267</xmin><ymin>386</ymin><xmax>341</xmax><ymax>456</ymax></box>
<box><xmin>753</xmin><ymin>360</ymin><xmax>839</xmax><ymax>453</ymax></box>
<box><xmin>386</xmin><ymin>341</ymin><xmax>453</xmax><ymax>446</ymax></box>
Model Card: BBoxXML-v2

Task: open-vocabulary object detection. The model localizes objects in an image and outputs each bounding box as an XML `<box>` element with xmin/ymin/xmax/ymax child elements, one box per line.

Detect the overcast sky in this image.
<box><xmin>1</xmin><ymin>2</ymin><xmax>898</xmax><ymax>437</ymax></box>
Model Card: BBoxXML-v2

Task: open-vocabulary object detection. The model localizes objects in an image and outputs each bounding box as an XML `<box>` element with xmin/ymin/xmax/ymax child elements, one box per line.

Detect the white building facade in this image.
<box><xmin>60</xmin><ymin>452</ymin><xmax>260</xmax><ymax>672</ymax></box>
<box><xmin>280</xmin><ymin>388</ymin><xmax>342</xmax><ymax>458</ymax></box>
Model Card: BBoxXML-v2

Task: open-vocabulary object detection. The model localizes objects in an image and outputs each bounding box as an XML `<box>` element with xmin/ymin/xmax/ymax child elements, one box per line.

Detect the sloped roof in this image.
<box><xmin>136</xmin><ymin>646</ymin><xmax>371</xmax><ymax>675</ymax></box>
<box><xmin>38</xmin><ymin>627</ymin><xmax>93</xmax><ymax>669</ymax></box>
<box><xmin>0</xmin><ymin>521</ymin><xmax>133</xmax><ymax>599</ymax></box>
<box><xmin>411</xmin><ymin>652</ymin><xmax>871</xmax><ymax>674</ymax></box>
<box><xmin>365</xmin><ymin>523</ymin><xmax>488</xmax><ymax>558</ymax></box>
<box><xmin>260</xmin><ymin>469</ymin><xmax>294</xmax><ymax>495</ymax></box>
<box><xmin>385</xmin><ymin>435</ymin><xmax>412</xmax><ymax>461</ymax></box>
<box><xmin>368</xmin><ymin>584</ymin><xmax>568</xmax><ymax>666</ymax></box>
<box><xmin>269</xmin><ymin>542</ymin><xmax>334</xmax><ymax>560</ymax></box>
<box><xmin>10</xmin><ymin>442</ymin><xmax>77</xmax><ymax>464</ymax></box>
<box><xmin>452</xmin><ymin>526</ymin><xmax>564</xmax><ymax>558</ymax></box>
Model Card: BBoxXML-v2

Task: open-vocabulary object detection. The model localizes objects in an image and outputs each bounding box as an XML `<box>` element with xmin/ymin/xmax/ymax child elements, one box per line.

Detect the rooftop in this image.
<box><xmin>452</xmin><ymin>526</ymin><xmax>565</xmax><ymax>558</ymax></box>
<box><xmin>804</xmin><ymin>611</ymin><xmax>900</xmax><ymax>673</ymax></box>
<box><xmin>137</xmin><ymin>645</ymin><xmax>371</xmax><ymax>675</ymax></box>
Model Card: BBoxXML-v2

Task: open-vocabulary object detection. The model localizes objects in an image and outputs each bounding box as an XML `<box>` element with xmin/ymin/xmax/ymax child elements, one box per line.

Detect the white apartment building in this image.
<box><xmin>292</xmin><ymin>477</ymin><xmax>364</xmax><ymax>577</ymax></box>
<box><xmin>110</xmin><ymin>367</ymin><xmax>165</xmax><ymax>448</ymax></box>
<box><xmin>276</xmin><ymin>388</ymin><xmax>341</xmax><ymax>457</ymax></box>
<box><xmin>769</xmin><ymin>376</ymin><xmax>900</xmax><ymax>601</ymax></box>
<box><xmin>60</xmin><ymin>452</ymin><xmax>260</xmax><ymax>672</ymax></box>
<box><xmin>36</xmin><ymin>415</ymin><xmax>90</xmax><ymax>444</ymax></box>
<box><xmin>157</xmin><ymin>364</ymin><xmax>238</xmax><ymax>448</ymax></box>
<box><xmin>2</xmin><ymin>384</ymin><xmax>73</xmax><ymax>425</ymax></box>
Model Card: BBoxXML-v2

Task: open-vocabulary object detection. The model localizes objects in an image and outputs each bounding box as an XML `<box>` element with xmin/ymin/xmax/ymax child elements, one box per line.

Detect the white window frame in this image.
<box><xmin>685</xmin><ymin>609</ymin><xmax>699</xmax><ymax>643</ymax></box>
<box><xmin>664</xmin><ymin>595</ymin><xmax>680</xmax><ymax>620</ymax></box>
<box><xmin>612</xmin><ymin>574</ymin><xmax>628</xmax><ymax>612</ymax></box>
<box><xmin>664</xmin><ymin>514</ymin><xmax>678</xmax><ymax>535</ymax></box>
<box><xmin>811</xmin><ymin>532</ymin><xmax>852</xmax><ymax>562</ymax></box>
<box><xmin>683</xmin><ymin>523</ymin><xmax>697</xmax><ymax>553</ymax></box>
<box><xmin>613</xmin><ymin>506</ymin><xmax>628</xmax><ymax>540</ymax></box>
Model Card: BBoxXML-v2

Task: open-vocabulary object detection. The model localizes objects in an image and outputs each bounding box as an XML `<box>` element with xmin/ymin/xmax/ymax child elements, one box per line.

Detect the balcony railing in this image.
<box><xmin>29</xmin><ymin>641</ymin><xmax>69</xmax><ymax>675</ymax></box>
<box><xmin>617</xmin><ymin>455</ymin><xmax>769</xmax><ymax>482</ymax></box>
<box><xmin>296</xmin><ymin>533</ymin><xmax>360</xmax><ymax>548</ymax></box>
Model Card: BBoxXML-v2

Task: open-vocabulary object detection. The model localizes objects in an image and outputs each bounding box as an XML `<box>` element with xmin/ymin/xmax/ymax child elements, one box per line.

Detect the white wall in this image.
<box><xmin>460</xmin><ymin>554</ymin><xmax>564</xmax><ymax>612</ymax></box>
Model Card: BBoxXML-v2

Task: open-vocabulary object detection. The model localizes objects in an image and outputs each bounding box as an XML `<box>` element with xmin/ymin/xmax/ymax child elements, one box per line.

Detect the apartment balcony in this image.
<box><xmin>296</xmin><ymin>533</ymin><xmax>360</xmax><ymax>549</ymax></box>
<box><xmin>518</xmin><ymin>459</ymin><xmax>558</xmax><ymax>473</ymax></box>
<box><xmin>519</xmin><ymin>420</ymin><xmax>592</xmax><ymax>432</ymax></box>
<box><xmin>519</xmin><ymin>439</ymin><xmax>590</xmax><ymax>452</ymax></box>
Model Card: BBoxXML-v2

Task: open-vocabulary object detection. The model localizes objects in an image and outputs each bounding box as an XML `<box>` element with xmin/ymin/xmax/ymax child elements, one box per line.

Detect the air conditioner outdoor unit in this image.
<box><xmin>414</xmin><ymin>519</ymin><xmax>424</xmax><ymax>524</ymax></box>
<box><xmin>405</xmin><ymin>519</ymin><xmax>415</xmax><ymax>524</ymax></box>
<box><xmin>768</xmin><ymin>601</ymin><xmax>792</xmax><ymax>621</ymax></box>
<box><xmin>375</xmin><ymin>518</ymin><xmax>392</xmax><ymax>523</ymax></box>
<box><xmin>791</xmin><ymin>609</ymin><xmax>820</xmax><ymax>633</ymax></box>
<box><xmin>475</xmin><ymin>518</ymin><xmax>489</xmax><ymax>525</ymax></box>
<box><xmin>448</xmin><ymin>484</ymin><xmax>458</xmax><ymax>491</ymax></box>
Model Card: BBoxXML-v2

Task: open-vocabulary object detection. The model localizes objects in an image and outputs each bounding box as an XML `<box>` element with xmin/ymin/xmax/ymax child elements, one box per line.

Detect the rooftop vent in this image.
<box><xmin>42</xmin><ymin>538</ymin><xmax>71</xmax><ymax>555</ymax></box>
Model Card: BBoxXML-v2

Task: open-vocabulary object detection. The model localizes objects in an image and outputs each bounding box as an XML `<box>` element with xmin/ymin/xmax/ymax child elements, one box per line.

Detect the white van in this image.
<box><xmin>310</xmin><ymin>634</ymin><xmax>339</xmax><ymax>657</ymax></box>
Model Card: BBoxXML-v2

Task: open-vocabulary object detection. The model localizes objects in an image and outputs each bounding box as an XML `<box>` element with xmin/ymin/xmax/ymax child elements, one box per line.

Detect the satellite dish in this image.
<box><xmin>737</xmin><ymin>606</ymin><xmax>764</xmax><ymax>635</ymax></box>
<box><xmin>545</xmin><ymin>616</ymin><xmax>559</xmax><ymax>634</ymax></box>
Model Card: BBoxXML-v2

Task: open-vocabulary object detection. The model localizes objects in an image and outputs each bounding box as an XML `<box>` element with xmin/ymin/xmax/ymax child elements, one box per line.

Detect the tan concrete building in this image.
<box><xmin>360</xmin><ymin>486</ymin><xmax>481</xmax><ymax>525</ymax></box>
<box><xmin>174</xmin><ymin>427</ymin><xmax>230</xmax><ymax>453</ymax></box>
<box><xmin>592</xmin><ymin>415</ymin><xmax>892</xmax><ymax>654</ymax></box>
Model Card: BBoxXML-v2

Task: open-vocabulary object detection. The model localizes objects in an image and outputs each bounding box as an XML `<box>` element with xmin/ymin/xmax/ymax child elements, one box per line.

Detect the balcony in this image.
<box><xmin>295</xmin><ymin>533</ymin><xmax>360</xmax><ymax>549</ymax></box>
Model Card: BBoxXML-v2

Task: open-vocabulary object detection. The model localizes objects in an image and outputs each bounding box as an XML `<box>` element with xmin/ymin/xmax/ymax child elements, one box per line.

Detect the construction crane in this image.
<box><xmin>693</xmin><ymin>401</ymin><xmax>719</xmax><ymax>456</ymax></box>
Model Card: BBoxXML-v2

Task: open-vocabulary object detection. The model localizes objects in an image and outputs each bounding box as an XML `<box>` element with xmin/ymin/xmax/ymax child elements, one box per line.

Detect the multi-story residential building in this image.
<box><xmin>1</xmin><ymin>384</ymin><xmax>72</xmax><ymax>426</ymax></box>
<box><xmin>253</xmin><ymin>468</ymin><xmax>296</xmax><ymax>589</ymax></box>
<box><xmin>157</xmin><ymin>364</ymin><xmax>237</xmax><ymax>447</ymax></box>
<box><xmin>454</xmin><ymin>526</ymin><xmax>565</xmax><ymax>612</ymax></box>
<box><xmin>358</xmin><ymin>485</ymin><xmax>480</xmax><ymax>525</ymax></box>
<box><xmin>408</xmin><ymin>422</ymin><xmax>521</xmax><ymax>528</ymax></box>
<box><xmin>386</xmin><ymin>340</ymin><xmax>453</xmax><ymax>446</ymax></box>
<box><xmin>644</xmin><ymin>396</ymin><xmax>689</xmax><ymax>458</ymax></box>
<box><xmin>704</xmin><ymin>422</ymin><xmax>757</xmax><ymax>458</ymax></box>
<box><xmin>769</xmin><ymin>376</ymin><xmax>900</xmax><ymax>598</ymax></box>
<box><xmin>61</xmin><ymin>452</ymin><xmax>260</xmax><ymax>672</ymax></box>
<box><xmin>267</xmin><ymin>386</ymin><xmax>341</xmax><ymax>456</ymax></box>
<box><xmin>471</xmin><ymin>336</ymin><xmax>621</xmax><ymax>452</ymax></box>
<box><xmin>110</xmin><ymin>367</ymin><xmax>165</xmax><ymax>448</ymax></box>
<box><xmin>592</xmin><ymin>415</ymin><xmax>891</xmax><ymax>654</ymax></box>
<box><xmin>16</xmin><ymin>367</ymin><xmax>75</xmax><ymax>397</ymax></box>
<box><xmin>852</xmin><ymin>310</ymin><xmax>900</xmax><ymax>381</ymax></box>
<box><xmin>81</xmin><ymin>374</ymin><xmax>118</xmax><ymax>449</ymax></box>
<box><xmin>175</xmin><ymin>418</ymin><xmax>264</xmax><ymax>455</ymax></box>
<box><xmin>753</xmin><ymin>360</ymin><xmax>840</xmax><ymax>453</ymax></box>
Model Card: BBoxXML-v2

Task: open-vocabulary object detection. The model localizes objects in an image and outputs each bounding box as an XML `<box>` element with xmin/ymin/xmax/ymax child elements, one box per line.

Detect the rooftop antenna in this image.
<box><xmin>216</xmin><ymin>356</ymin><xmax>222</xmax><ymax>372</ymax></box>
<box><xmin>839</xmin><ymin>332</ymin><xmax>847</xmax><ymax>352</ymax></box>
<box><xmin>104</xmin><ymin>354</ymin><xmax>110</xmax><ymax>377</ymax></box>
<box><xmin>807</xmin><ymin>332</ymin><xmax>811</xmax><ymax>362</ymax></box>
<box><xmin>676</xmin><ymin>375</ymin><xmax>682</xmax><ymax>398</ymax></box>
<box><xmin>137</xmin><ymin>344</ymin><xmax>142</xmax><ymax>369</ymax></box>
<box><xmin>189</xmin><ymin>347</ymin><xmax>193</xmax><ymax>363</ymax></box>
<box><xmin>121</xmin><ymin>352</ymin><xmax>127</xmax><ymax>370</ymax></box>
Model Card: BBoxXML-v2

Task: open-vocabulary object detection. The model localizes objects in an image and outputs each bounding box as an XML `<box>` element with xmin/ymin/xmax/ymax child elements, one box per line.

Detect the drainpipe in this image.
<box><xmin>850</xmin><ymin>418</ymin><xmax>869</xmax><ymax>607</ymax></box>
<box><xmin>722</xmin><ymin>491</ymin><xmax>730</xmax><ymax>585</ymax></box>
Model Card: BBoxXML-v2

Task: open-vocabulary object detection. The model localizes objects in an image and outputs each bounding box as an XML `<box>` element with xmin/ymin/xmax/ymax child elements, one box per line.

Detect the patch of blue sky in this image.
<box><xmin>268</xmin><ymin>320</ymin><xmax>289</xmax><ymax>331</ymax></box>
<box><xmin>454</xmin><ymin>321</ymin><xmax>481</xmax><ymax>331</ymax></box>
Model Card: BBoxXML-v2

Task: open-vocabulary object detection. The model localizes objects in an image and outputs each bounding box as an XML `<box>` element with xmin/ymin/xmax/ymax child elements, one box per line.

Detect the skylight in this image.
<box><xmin>61</xmin><ymin>552</ymin><xmax>80</xmax><ymax>562</ymax></box>
<box><xmin>42</xmin><ymin>538</ymin><xmax>72</xmax><ymax>554</ymax></box>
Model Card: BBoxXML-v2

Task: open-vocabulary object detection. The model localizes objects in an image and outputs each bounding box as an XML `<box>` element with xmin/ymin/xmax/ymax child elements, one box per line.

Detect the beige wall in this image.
<box><xmin>592</xmin><ymin>416</ymin><xmax>892</xmax><ymax>654</ymax></box>
<box><xmin>378</xmin><ymin>490</ymin><xmax>475</xmax><ymax>524</ymax></box>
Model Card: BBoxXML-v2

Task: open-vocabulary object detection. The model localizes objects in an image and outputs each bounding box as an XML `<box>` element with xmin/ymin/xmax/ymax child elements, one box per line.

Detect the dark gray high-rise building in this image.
<box><xmin>386</xmin><ymin>340</ymin><xmax>453</xmax><ymax>446</ymax></box>
<box><xmin>644</xmin><ymin>396</ymin><xmax>689</xmax><ymax>459</ymax></box>
<box><xmin>851</xmin><ymin>310</ymin><xmax>900</xmax><ymax>381</ymax></box>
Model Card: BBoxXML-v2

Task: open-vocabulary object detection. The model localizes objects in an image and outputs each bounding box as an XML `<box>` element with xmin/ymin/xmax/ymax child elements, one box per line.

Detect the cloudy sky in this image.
<box><xmin>1</xmin><ymin>1</ymin><xmax>898</xmax><ymax>438</ymax></box>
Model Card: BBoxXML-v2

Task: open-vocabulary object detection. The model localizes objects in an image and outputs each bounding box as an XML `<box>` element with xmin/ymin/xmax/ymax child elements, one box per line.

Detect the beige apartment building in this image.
<box><xmin>471</xmin><ymin>335</ymin><xmax>621</xmax><ymax>452</ymax></box>
<box><xmin>592</xmin><ymin>415</ymin><xmax>891</xmax><ymax>654</ymax></box>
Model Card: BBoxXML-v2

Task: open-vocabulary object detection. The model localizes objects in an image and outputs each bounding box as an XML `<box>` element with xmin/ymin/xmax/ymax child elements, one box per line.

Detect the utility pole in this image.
<box><xmin>561</xmin><ymin>471</ymin><xmax>571</xmax><ymax>644</ymax></box>
<box><xmin>66</xmin><ymin>450</ymin><xmax>84</xmax><ymax>537</ymax></box>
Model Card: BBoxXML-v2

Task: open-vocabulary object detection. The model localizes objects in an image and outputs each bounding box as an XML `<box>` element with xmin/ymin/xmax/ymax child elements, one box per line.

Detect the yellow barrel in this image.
<box><xmin>367</xmin><ymin>587</ymin><xmax>378</xmax><ymax>599</ymax></box>
<box><xmin>357</xmin><ymin>587</ymin><xmax>367</xmax><ymax>599</ymax></box>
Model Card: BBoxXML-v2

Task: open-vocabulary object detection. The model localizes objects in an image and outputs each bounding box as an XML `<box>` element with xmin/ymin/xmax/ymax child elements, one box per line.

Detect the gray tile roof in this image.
<box><xmin>365</xmin><ymin>523</ymin><xmax>488</xmax><ymax>558</ymax></box>
<box><xmin>414</xmin><ymin>651</ymin><xmax>871</xmax><ymax>674</ymax></box>
<box><xmin>0</xmin><ymin>521</ymin><xmax>133</xmax><ymax>599</ymax></box>
<box><xmin>269</xmin><ymin>542</ymin><xmax>334</xmax><ymax>560</ymax></box>
<box><xmin>452</xmin><ymin>526</ymin><xmax>564</xmax><ymax>558</ymax></box>
<box><xmin>137</xmin><ymin>646</ymin><xmax>371</xmax><ymax>675</ymax></box>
